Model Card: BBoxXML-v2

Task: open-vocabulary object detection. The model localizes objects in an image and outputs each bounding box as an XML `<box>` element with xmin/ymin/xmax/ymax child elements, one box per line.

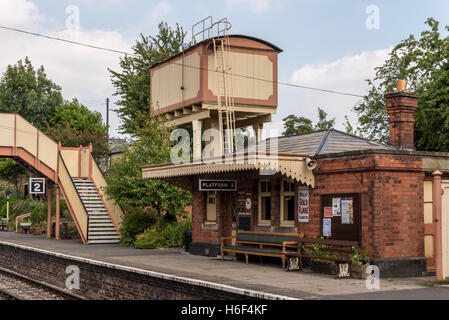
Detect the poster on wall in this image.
<box><xmin>332</xmin><ymin>198</ymin><xmax>341</xmax><ymax>217</ymax></box>
<box><xmin>298</xmin><ymin>188</ymin><xmax>310</xmax><ymax>223</ymax></box>
<box><xmin>341</xmin><ymin>199</ymin><xmax>354</xmax><ymax>224</ymax></box>
<box><xmin>323</xmin><ymin>218</ymin><xmax>332</xmax><ymax>237</ymax></box>
<box><xmin>324</xmin><ymin>207</ymin><xmax>333</xmax><ymax>218</ymax></box>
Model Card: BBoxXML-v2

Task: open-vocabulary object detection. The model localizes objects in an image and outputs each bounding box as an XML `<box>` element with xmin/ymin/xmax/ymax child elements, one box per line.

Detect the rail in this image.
<box><xmin>58</xmin><ymin>154</ymin><xmax>89</xmax><ymax>244</ymax></box>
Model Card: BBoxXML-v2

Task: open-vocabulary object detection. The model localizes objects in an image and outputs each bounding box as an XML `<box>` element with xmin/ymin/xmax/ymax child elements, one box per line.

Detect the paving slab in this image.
<box><xmin>0</xmin><ymin>232</ymin><xmax>441</xmax><ymax>300</ymax></box>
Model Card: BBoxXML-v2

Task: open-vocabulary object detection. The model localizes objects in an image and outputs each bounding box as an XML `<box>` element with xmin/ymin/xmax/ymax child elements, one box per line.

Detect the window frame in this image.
<box><xmin>258</xmin><ymin>179</ymin><xmax>272</xmax><ymax>226</ymax></box>
<box><xmin>280</xmin><ymin>178</ymin><xmax>296</xmax><ymax>226</ymax></box>
<box><xmin>205</xmin><ymin>191</ymin><xmax>217</xmax><ymax>224</ymax></box>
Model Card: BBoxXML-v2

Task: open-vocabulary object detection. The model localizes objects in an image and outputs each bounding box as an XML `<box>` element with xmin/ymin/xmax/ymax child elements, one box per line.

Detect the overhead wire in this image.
<box><xmin>0</xmin><ymin>25</ymin><xmax>365</xmax><ymax>99</ymax></box>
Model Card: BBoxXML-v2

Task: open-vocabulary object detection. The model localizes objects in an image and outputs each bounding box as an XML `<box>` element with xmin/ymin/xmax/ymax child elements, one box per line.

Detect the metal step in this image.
<box><xmin>88</xmin><ymin>235</ymin><xmax>120</xmax><ymax>240</ymax></box>
<box><xmin>88</xmin><ymin>240</ymin><xmax>120</xmax><ymax>244</ymax></box>
<box><xmin>89</xmin><ymin>223</ymin><xmax>115</xmax><ymax>227</ymax></box>
<box><xmin>73</xmin><ymin>179</ymin><xmax>120</xmax><ymax>245</ymax></box>
<box><xmin>89</xmin><ymin>227</ymin><xmax>116</xmax><ymax>230</ymax></box>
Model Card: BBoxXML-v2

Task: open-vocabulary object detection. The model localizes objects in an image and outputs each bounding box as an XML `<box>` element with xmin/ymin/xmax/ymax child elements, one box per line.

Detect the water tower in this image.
<box><xmin>150</xmin><ymin>17</ymin><xmax>282</xmax><ymax>159</ymax></box>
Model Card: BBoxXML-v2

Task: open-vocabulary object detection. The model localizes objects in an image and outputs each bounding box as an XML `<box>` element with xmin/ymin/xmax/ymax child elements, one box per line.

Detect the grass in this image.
<box><xmin>419</xmin><ymin>279</ymin><xmax>449</xmax><ymax>287</ymax></box>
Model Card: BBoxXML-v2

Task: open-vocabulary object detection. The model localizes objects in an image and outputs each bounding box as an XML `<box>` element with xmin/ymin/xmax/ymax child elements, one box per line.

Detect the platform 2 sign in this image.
<box><xmin>29</xmin><ymin>178</ymin><xmax>46</xmax><ymax>195</ymax></box>
<box><xmin>199</xmin><ymin>180</ymin><xmax>237</xmax><ymax>191</ymax></box>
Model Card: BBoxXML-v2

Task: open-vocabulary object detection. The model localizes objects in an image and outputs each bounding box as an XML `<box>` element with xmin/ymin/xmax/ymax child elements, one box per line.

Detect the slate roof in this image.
<box><xmin>248</xmin><ymin>129</ymin><xmax>397</xmax><ymax>156</ymax></box>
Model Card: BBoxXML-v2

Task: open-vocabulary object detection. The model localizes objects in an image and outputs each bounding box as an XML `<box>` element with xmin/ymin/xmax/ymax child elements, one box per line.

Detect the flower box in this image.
<box><xmin>311</xmin><ymin>261</ymin><xmax>337</xmax><ymax>275</ymax></box>
<box><xmin>350</xmin><ymin>263</ymin><xmax>371</xmax><ymax>279</ymax></box>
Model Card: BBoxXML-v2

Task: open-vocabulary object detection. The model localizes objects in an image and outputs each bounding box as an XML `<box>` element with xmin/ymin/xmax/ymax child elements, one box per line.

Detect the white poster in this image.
<box><xmin>323</xmin><ymin>218</ymin><xmax>332</xmax><ymax>237</ymax></box>
<box><xmin>298</xmin><ymin>188</ymin><xmax>310</xmax><ymax>223</ymax></box>
<box><xmin>332</xmin><ymin>198</ymin><xmax>341</xmax><ymax>217</ymax></box>
<box><xmin>341</xmin><ymin>199</ymin><xmax>354</xmax><ymax>224</ymax></box>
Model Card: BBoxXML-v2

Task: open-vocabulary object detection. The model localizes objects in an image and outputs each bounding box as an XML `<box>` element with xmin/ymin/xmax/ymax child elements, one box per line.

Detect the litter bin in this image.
<box><xmin>184</xmin><ymin>230</ymin><xmax>192</xmax><ymax>253</ymax></box>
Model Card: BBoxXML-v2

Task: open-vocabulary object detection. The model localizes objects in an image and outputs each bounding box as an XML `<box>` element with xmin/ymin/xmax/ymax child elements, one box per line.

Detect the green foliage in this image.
<box><xmin>282</xmin><ymin>115</ymin><xmax>313</xmax><ymax>136</ymax></box>
<box><xmin>134</xmin><ymin>227</ymin><xmax>166</xmax><ymax>249</ymax></box>
<box><xmin>0</xmin><ymin>57</ymin><xmax>63</xmax><ymax>130</ymax></box>
<box><xmin>282</xmin><ymin>107</ymin><xmax>335</xmax><ymax>136</ymax></box>
<box><xmin>354</xmin><ymin>18</ymin><xmax>449</xmax><ymax>144</ymax></box>
<box><xmin>134</xmin><ymin>219</ymin><xmax>192</xmax><ymax>249</ymax></box>
<box><xmin>48</xmin><ymin>98</ymin><xmax>107</xmax><ymax>136</ymax></box>
<box><xmin>415</xmin><ymin>63</ymin><xmax>449</xmax><ymax>151</ymax></box>
<box><xmin>118</xmin><ymin>209</ymin><xmax>157</xmax><ymax>246</ymax></box>
<box><xmin>104</xmin><ymin>115</ymin><xmax>191</xmax><ymax>231</ymax></box>
<box><xmin>0</xmin><ymin>159</ymin><xmax>28</xmax><ymax>198</ymax></box>
<box><xmin>45</xmin><ymin>123</ymin><xmax>108</xmax><ymax>161</ymax></box>
<box><xmin>30</xmin><ymin>206</ymin><xmax>46</xmax><ymax>225</ymax></box>
<box><xmin>315</xmin><ymin>108</ymin><xmax>336</xmax><ymax>131</ymax></box>
<box><xmin>45</xmin><ymin>99</ymin><xmax>109</xmax><ymax>160</ymax></box>
<box><xmin>349</xmin><ymin>247</ymin><xmax>370</xmax><ymax>266</ymax></box>
<box><xmin>109</xmin><ymin>22</ymin><xmax>188</xmax><ymax>135</ymax></box>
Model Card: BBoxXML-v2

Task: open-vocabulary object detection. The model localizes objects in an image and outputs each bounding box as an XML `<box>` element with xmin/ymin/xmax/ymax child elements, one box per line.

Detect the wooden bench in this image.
<box><xmin>220</xmin><ymin>231</ymin><xmax>303</xmax><ymax>270</ymax></box>
<box><xmin>0</xmin><ymin>219</ymin><xmax>8</xmax><ymax>232</ymax></box>
<box><xmin>19</xmin><ymin>223</ymin><xmax>32</xmax><ymax>234</ymax></box>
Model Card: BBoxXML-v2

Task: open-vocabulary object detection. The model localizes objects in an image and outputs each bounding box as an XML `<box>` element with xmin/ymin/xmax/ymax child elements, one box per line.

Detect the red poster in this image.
<box><xmin>324</xmin><ymin>207</ymin><xmax>333</xmax><ymax>218</ymax></box>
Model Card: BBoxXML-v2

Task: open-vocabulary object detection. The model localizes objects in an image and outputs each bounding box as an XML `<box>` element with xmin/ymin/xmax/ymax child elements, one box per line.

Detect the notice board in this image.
<box><xmin>320</xmin><ymin>193</ymin><xmax>361</xmax><ymax>242</ymax></box>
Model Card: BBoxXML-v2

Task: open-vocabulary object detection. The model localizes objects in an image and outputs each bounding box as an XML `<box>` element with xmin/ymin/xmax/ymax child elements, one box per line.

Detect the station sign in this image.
<box><xmin>199</xmin><ymin>179</ymin><xmax>237</xmax><ymax>192</ymax></box>
<box><xmin>29</xmin><ymin>178</ymin><xmax>46</xmax><ymax>195</ymax></box>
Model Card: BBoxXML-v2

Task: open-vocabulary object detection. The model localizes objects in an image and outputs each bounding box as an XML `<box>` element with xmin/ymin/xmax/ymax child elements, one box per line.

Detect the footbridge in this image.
<box><xmin>0</xmin><ymin>113</ymin><xmax>123</xmax><ymax>244</ymax></box>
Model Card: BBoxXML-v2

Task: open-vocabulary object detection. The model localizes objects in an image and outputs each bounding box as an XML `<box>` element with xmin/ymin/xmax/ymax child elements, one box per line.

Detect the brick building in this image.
<box><xmin>142</xmin><ymin>80</ymin><xmax>449</xmax><ymax>277</ymax></box>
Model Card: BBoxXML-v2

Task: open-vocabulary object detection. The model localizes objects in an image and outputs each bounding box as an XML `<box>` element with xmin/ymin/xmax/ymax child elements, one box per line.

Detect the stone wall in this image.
<box><xmin>0</xmin><ymin>242</ymin><xmax>263</xmax><ymax>300</ymax></box>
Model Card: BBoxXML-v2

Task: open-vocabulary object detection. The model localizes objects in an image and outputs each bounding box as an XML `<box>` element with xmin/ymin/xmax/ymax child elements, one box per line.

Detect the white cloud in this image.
<box><xmin>277</xmin><ymin>48</ymin><xmax>392</xmax><ymax>134</ymax></box>
<box><xmin>0</xmin><ymin>0</ymin><xmax>44</xmax><ymax>27</ymax></box>
<box><xmin>225</xmin><ymin>0</ymin><xmax>271</xmax><ymax>14</ymax></box>
<box><xmin>151</xmin><ymin>1</ymin><xmax>173</xmax><ymax>23</ymax></box>
<box><xmin>0</xmin><ymin>0</ymin><xmax>132</xmax><ymax>138</ymax></box>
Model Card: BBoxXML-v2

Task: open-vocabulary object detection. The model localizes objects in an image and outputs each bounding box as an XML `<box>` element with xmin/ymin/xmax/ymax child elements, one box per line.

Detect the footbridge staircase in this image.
<box><xmin>0</xmin><ymin>113</ymin><xmax>123</xmax><ymax>244</ymax></box>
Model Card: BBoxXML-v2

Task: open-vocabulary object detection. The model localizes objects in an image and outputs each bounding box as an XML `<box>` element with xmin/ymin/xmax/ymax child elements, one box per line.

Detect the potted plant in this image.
<box><xmin>30</xmin><ymin>223</ymin><xmax>42</xmax><ymax>235</ymax></box>
<box><xmin>306</xmin><ymin>243</ymin><xmax>339</xmax><ymax>275</ymax></box>
<box><xmin>349</xmin><ymin>247</ymin><xmax>371</xmax><ymax>279</ymax></box>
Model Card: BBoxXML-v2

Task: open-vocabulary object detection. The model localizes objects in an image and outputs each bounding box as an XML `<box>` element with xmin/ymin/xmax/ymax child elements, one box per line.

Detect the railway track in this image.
<box><xmin>0</xmin><ymin>267</ymin><xmax>86</xmax><ymax>300</ymax></box>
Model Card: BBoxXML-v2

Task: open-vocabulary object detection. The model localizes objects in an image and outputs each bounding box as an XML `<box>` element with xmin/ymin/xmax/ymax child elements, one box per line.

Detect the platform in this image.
<box><xmin>0</xmin><ymin>232</ymin><xmax>447</xmax><ymax>300</ymax></box>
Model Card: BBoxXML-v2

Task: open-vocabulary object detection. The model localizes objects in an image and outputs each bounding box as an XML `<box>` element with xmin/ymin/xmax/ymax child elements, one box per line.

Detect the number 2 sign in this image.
<box><xmin>30</xmin><ymin>178</ymin><xmax>46</xmax><ymax>195</ymax></box>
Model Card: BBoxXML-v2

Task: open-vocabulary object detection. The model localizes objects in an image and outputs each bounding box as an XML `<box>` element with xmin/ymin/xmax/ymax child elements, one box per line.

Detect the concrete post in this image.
<box><xmin>55</xmin><ymin>186</ymin><xmax>61</xmax><ymax>241</ymax></box>
<box><xmin>433</xmin><ymin>170</ymin><xmax>443</xmax><ymax>281</ymax></box>
<box><xmin>192</xmin><ymin>120</ymin><xmax>202</xmax><ymax>161</ymax></box>
<box><xmin>47</xmin><ymin>185</ymin><xmax>52</xmax><ymax>239</ymax></box>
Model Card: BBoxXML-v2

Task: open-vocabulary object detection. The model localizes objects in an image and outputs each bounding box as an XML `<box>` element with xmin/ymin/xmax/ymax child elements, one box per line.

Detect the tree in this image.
<box><xmin>415</xmin><ymin>63</ymin><xmax>449</xmax><ymax>151</ymax></box>
<box><xmin>45</xmin><ymin>99</ymin><xmax>109</xmax><ymax>161</ymax></box>
<box><xmin>354</xmin><ymin>18</ymin><xmax>449</xmax><ymax>144</ymax></box>
<box><xmin>48</xmin><ymin>98</ymin><xmax>107</xmax><ymax>136</ymax></box>
<box><xmin>109</xmin><ymin>22</ymin><xmax>187</xmax><ymax>136</ymax></box>
<box><xmin>282</xmin><ymin>108</ymin><xmax>335</xmax><ymax>136</ymax></box>
<box><xmin>0</xmin><ymin>57</ymin><xmax>63</xmax><ymax>130</ymax></box>
<box><xmin>0</xmin><ymin>159</ymin><xmax>28</xmax><ymax>198</ymax></box>
<box><xmin>315</xmin><ymin>108</ymin><xmax>336</xmax><ymax>131</ymax></box>
<box><xmin>104</xmin><ymin>115</ymin><xmax>191</xmax><ymax>231</ymax></box>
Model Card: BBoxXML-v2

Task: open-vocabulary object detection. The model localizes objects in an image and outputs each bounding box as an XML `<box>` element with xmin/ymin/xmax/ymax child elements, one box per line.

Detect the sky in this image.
<box><xmin>0</xmin><ymin>0</ymin><xmax>448</xmax><ymax>139</ymax></box>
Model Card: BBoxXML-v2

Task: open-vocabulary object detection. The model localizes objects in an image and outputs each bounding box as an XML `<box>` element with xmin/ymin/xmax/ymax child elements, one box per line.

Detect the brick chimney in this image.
<box><xmin>385</xmin><ymin>80</ymin><xmax>419</xmax><ymax>150</ymax></box>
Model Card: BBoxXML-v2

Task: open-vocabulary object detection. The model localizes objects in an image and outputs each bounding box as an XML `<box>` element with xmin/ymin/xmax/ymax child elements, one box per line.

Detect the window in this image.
<box><xmin>258</xmin><ymin>180</ymin><xmax>272</xmax><ymax>225</ymax></box>
<box><xmin>206</xmin><ymin>191</ymin><xmax>217</xmax><ymax>223</ymax></box>
<box><xmin>281</xmin><ymin>179</ymin><xmax>295</xmax><ymax>226</ymax></box>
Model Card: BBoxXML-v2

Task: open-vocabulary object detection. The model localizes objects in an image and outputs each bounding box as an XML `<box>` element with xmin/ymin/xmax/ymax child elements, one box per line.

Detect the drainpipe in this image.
<box><xmin>433</xmin><ymin>170</ymin><xmax>443</xmax><ymax>281</ymax></box>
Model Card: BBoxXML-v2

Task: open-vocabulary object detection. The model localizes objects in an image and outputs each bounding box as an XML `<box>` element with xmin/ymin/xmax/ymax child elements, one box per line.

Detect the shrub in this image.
<box><xmin>134</xmin><ymin>227</ymin><xmax>165</xmax><ymax>249</ymax></box>
<box><xmin>134</xmin><ymin>219</ymin><xmax>192</xmax><ymax>250</ymax></box>
<box><xmin>119</xmin><ymin>209</ymin><xmax>157</xmax><ymax>246</ymax></box>
<box><xmin>30</xmin><ymin>206</ymin><xmax>46</xmax><ymax>225</ymax></box>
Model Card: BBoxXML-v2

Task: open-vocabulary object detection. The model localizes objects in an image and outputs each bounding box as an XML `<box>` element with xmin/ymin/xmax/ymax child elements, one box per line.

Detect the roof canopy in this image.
<box><xmin>142</xmin><ymin>153</ymin><xmax>315</xmax><ymax>188</ymax></box>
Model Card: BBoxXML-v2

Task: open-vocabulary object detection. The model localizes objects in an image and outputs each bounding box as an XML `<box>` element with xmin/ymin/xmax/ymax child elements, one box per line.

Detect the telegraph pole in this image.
<box><xmin>106</xmin><ymin>98</ymin><xmax>110</xmax><ymax>166</ymax></box>
<box><xmin>106</xmin><ymin>98</ymin><xmax>110</xmax><ymax>140</ymax></box>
